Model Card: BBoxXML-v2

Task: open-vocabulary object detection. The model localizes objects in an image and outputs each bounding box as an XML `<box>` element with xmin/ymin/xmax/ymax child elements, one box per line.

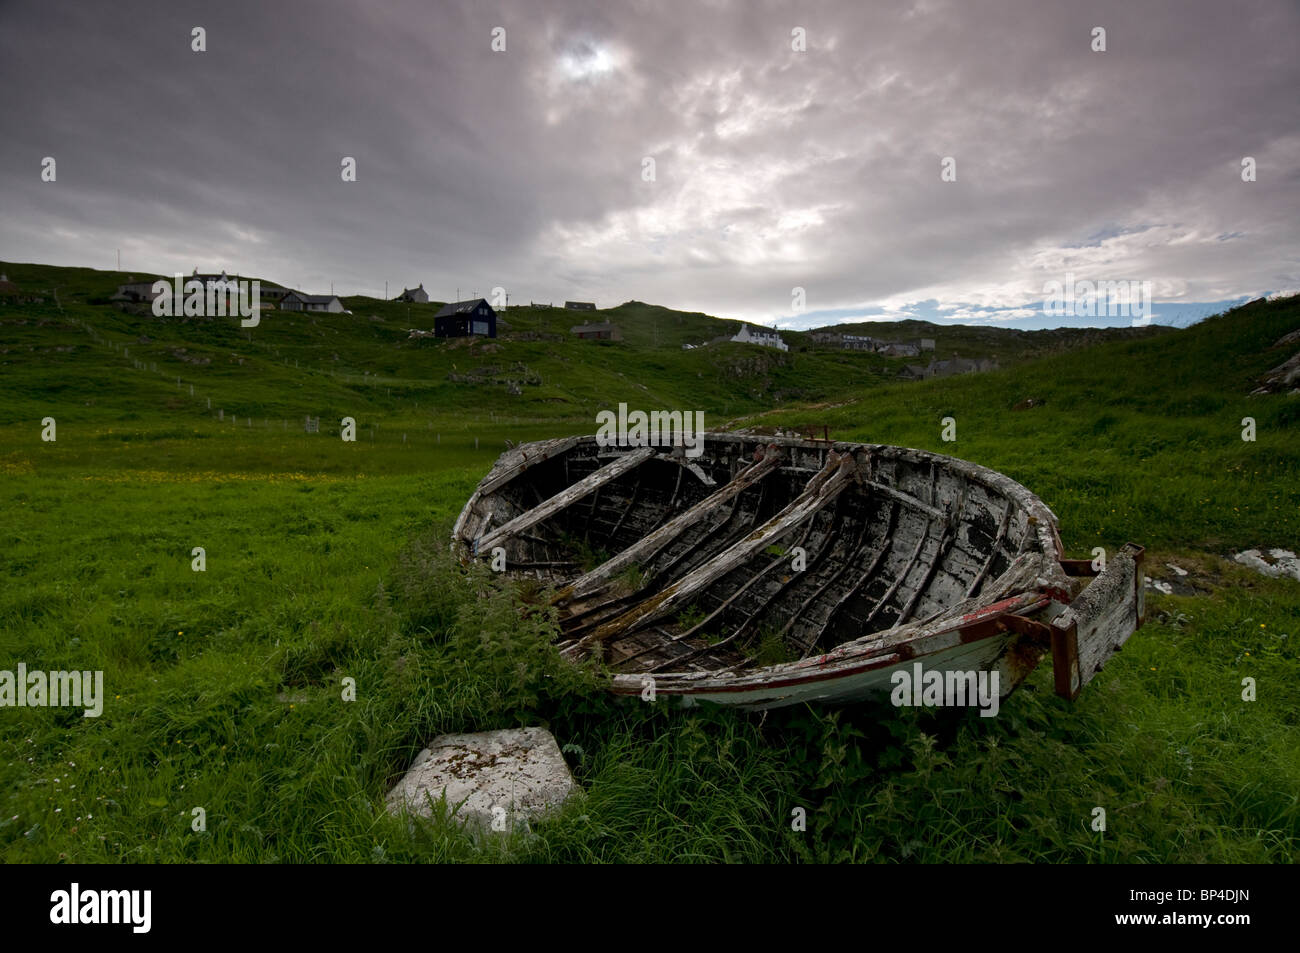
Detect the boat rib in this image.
<box><xmin>474</xmin><ymin>446</ymin><xmax>654</xmax><ymax>553</ymax></box>
<box><xmin>566</xmin><ymin>450</ymin><xmax>859</xmax><ymax>655</ymax></box>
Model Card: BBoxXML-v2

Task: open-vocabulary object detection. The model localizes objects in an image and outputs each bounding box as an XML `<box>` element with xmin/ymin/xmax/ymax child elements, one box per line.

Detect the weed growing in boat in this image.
<box><xmin>557</xmin><ymin>532</ymin><xmax>611</xmax><ymax>574</ymax></box>
<box><xmin>514</xmin><ymin>576</ymin><xmax>548</xmax><ymax>605</ymax></box>
<box><xmin>613</xmin><ymin>563</ymin><xmax>644</xmax><ymax>593</ymax></box>
<box><xmin>675</xmin><ymin>604</ymin><xmax>707</xmax><ymax>632</ymax></box>
<box><xmin>753</xmin><ymin>624</ymin><xmax>798</xmax><ymax>667</ymax></box>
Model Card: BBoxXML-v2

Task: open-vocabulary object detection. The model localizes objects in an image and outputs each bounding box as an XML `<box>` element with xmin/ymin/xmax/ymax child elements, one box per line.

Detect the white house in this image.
<box><xmin>395</xmin><ymin>284</ymin><xmax>429</xmax><ymax>303</ymax></box>
<box><xmin>731</xmin><ymin>324</ymin><xmax>789</xmax><ymax>351</ymax></box>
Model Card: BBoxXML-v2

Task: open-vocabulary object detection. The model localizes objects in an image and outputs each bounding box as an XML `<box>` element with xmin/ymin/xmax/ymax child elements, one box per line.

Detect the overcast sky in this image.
<box><xmin>2</xmin><ymin>0</ymin><xmax>1297</xmax><ymax>329</ymax></box>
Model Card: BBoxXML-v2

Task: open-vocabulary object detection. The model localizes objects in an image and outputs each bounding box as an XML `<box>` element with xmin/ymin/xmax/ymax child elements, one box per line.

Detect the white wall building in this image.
<box><xmin>731</xmin><ymin>324</ymin><xmax>789</xmax><ymax>351</ymax></box>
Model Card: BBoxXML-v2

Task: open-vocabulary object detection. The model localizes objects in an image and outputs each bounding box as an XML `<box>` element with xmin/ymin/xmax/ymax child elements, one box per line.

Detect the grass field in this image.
<box><xmin>1</xmin><ymin>265</ymin><xmax>1296</xmax><ymax>862</ymax></box>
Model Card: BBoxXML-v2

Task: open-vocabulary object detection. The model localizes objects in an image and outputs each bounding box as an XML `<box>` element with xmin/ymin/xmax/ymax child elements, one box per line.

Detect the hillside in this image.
<box><xmin>806</xmin><ymin>317</ymin><xmax>1177</xmax><ymax>366</ymax></box>
<box><xmin>0</xmin><ymin>262</ymin><xmax>1174</xmax><ymax>431</ymax></box>
<box><xmin>1</xmin><ymin>261</ymin><xmax>1297</xmax><ymax>865</ymax></box>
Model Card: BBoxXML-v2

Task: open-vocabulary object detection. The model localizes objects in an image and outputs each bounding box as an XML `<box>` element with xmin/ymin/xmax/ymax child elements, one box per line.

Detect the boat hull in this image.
<box><xmin>452</xmin><ymin>433</ymin><xmax>1143</xmax><ymax>711</ymax></box>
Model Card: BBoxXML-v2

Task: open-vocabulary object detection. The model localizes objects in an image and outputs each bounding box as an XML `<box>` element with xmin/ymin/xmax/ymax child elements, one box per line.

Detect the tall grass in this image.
<box><xmin>1</xmin><ymin>271</ymin><xmax>1296</xmax><ymax>863</ymax></box>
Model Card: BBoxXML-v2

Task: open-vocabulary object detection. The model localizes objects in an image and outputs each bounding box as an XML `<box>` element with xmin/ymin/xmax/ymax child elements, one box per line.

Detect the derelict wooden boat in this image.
<box><xmin>452</xmin><ymin>433</ymin><xmax>1145</xmax><ymax>711</ymax></box>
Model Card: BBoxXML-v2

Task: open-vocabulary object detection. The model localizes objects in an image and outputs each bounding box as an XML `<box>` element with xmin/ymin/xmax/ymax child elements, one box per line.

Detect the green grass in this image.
<box><xmin>0</xmin><ymin>263</ymin><xmax>1297</xmax><ymax>863</ymax></box>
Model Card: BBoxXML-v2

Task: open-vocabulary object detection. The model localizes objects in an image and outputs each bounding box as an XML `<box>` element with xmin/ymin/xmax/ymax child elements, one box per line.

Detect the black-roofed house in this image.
<box><xmin>434</xmin><ymin>298</ymin><xmax>497</xmax><ymax>338</ymax></box>
<box><xmin>395</xmin><ymin>284</ymin><xmax>429</xmax><ymax>303</ymax></box>
<box><xmin>280</xmin><ymin>291</ymin><xmax>345</xmax><ymax>313</ymax></box>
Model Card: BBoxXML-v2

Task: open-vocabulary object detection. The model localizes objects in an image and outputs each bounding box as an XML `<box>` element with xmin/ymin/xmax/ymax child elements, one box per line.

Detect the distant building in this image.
<box><xmin>731</xmin><ymin>324</ymin><xmax>789</xmax><ymax>352</ymax></box>
<box><xmin>570</xmin><ymin>321</ymin><xmax>621</xmax><ymax>341</ymax></box>
<box><xmin>280</xmin><ymin>292</ymin><xmax>345</xmax><ymax>313</ymax></box>
<box><xmin>112</xmin><ymin>279</ymin><xmax>160</xmax><ymax>303</ymax></box>
<box><xmin>1</xmin><ymin>274</ymin><xmax>45</xmax><ymax>304</ymax></box>
<box><xmin>919</xmin><ymin>338</ymin><xmax>936</xmax><ymax>351</ymax></box>
<box><xmin>434</xmin><ymin>298</ymin><xmax>497</xmax><ymax>338</ymax></box>
<box><xmin>878</xmin><ymin>342</ymin><xmax>921</xmax><ymax>358</ymax></box>
<box><xmin>565</xmin><ymin>301</ymin><xmax>596</xmax><ymax>310</ymax></box>
<box><xmin>111</xmin><ymin>270</ymin><xmax>291</xmax><ymax>307</ymax></box>
<box><xmin>899</xmin><ymin>364</ymin><xmax>928</xmax><ymax>381</ymax></box>
<box><xmin>256</xmin><ymin>285</ymin><xmax>293</xmax><ymax>306</ymax></box>
<box><xmin>395</xmin><ymin>284</ymin><xmax>429</xmax><ymax>303</ymax></box>
<box><xmin>920</xmin><ymin>357</ymin><xmax>999</xmax><ymax>379</ymax></box>
<box><xmin>842</xmin><ymin>334</ymin><xmax>875</xmax><ymax>351</ymax></box>
<box><xmin>810</xmin><ymin>331</ymin><xmax>843</xmax><ymax>344</ymax></box>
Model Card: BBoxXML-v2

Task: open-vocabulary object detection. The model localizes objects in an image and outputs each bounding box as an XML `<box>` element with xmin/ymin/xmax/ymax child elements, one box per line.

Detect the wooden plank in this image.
<box><xmin>559</xmin><ymin>468</ymin><xmax>771</xmax><ymax>638</ymax></box>
<box><xmin>817</xmin><ymin>500</ymin><xmax>901</xmax><ymax>640</ymax></box>
<box><xmin>607</xmin><ymin>471</ymin><xmax>645</xmax><ymax>542</ymax></box>
<box><xmin>861</xmin><ymin>529</ymin><xmax>928</xmax><ymax>629</ymax></box>
<box><xmin>474</xmin><ymin>446</ymin><xmax>655</xmax><ymax>553</ymax></box>
<box><xmin>619</xmin><ymin>515</ymin><xmax>821</xmax><ymax>668</ymax></box>
<box><xmin>567</xmin><ymin>451</ymin><xmax>859</xmax><ymax>654</ymax></box>
<box><xmin>863</xmin><ymin>480</ymin><xmax>946</xmax><ymax>519</ymax></box>
<box><xmin>553</xmin><ymin>446</ymin><xmax>785</xmax><ymax>602</ymax></box>
<box><xmin>963</xmin><ymin>500</ymin><xmax>1013</xmax><ymax>598</ymax></box>
<box><xmin>1050</xmin><ymin>543</ymin><xmax>1144</xmax><ymax>699</ymax></box>
<box><xmin>476</xmin><ymin>436</ymin><xmax>585</xmax><ymax>497</ymax></box>
<box><xmin>892</xmin><ymin>486</ymin><xmax>967</xmax><ymax>628</ymax></box>
<box><xmin>771</xmin><ymin>498</ymin><xmax>875</xmax><ymax>654</ymax></box>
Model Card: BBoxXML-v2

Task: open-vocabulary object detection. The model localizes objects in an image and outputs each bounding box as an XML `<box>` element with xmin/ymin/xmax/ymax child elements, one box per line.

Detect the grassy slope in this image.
<box><xmin>0</xmin><ymin>263</ymin><xmax>1296</xmax><ymax>863</ymax></box>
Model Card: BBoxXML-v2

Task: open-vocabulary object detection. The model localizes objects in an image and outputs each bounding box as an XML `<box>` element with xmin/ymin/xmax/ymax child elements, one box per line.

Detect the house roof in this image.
<box><xmin>434</xmin><ymin>298</ymin><xmax>492</xmax><ymax>318</ymax></box>
<box><xmin>283</xmin><ymin>292</ymin><xmax>340</xmax><ymax>305</ymax></box>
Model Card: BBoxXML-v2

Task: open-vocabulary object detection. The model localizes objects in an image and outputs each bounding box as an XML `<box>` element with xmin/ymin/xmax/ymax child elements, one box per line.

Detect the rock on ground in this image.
<box><xmin>1232</xmin><ymin>548</ymin><xmax>1300</xmax><ymax>583</ymax></box>
<box><xmin>385</xmin><ymin>727</ymin><xmax>575</xmax><ymax>832</ymax></box>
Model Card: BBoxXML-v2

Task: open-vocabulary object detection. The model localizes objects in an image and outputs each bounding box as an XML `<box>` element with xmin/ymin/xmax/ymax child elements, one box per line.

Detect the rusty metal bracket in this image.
<box><xmin>1126</xmin><ymin>542</ymin><xmax>1146</xmax><ymax>627</ymax></box>
<box><xmin>1059</xmin><ymin>558</ymin><xmax>1100</xmax><ymax>577</ymax></box>
<box><xmin>1050</xmin><ymin>617</ymin><xmax>1082</xmax><ymax>700</ymax></box>
<box><xmin>1001</xmin><ymin>612</ymin><xmax>1054</xmax><ymax>646</ymax></box>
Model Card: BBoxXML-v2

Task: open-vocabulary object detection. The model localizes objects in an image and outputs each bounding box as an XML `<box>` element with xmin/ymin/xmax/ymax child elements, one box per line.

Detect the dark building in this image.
<box><xmin>434</xmin><ymin>298</ymin><xmax>497</xmax><ymax>338</ymax></box>
<box><xmin>565</xmin><ymin>301</ymin><xmax>596</xmax><ymax>310</ymax></box>
<box><xmin>570</xmin><ymin>321</ymin><xmax>621</xmax><ymax>341</ymax></box>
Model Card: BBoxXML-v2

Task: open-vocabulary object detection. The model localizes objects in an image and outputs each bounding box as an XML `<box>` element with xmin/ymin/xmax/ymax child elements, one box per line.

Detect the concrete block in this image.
<box><xmin>385</xmin><ymin>726</ymin><xmax>575</xmax><ymax>832</ymax></box>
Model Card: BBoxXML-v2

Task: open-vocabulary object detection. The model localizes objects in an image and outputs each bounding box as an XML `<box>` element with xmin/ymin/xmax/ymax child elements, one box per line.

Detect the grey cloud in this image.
<box><xmin>1</xmin><ymin>0</ymin><xmax>1296</xmax><ymax>325</ymax></box>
